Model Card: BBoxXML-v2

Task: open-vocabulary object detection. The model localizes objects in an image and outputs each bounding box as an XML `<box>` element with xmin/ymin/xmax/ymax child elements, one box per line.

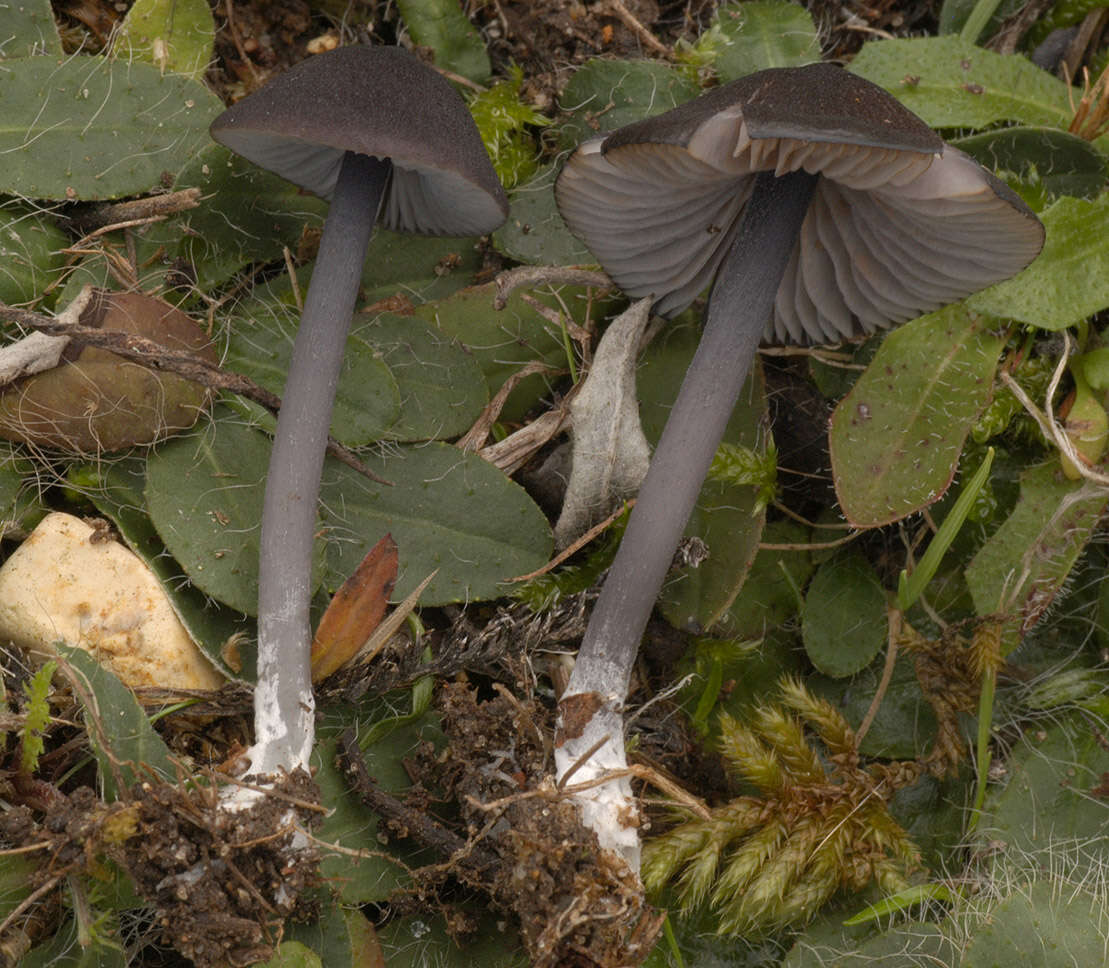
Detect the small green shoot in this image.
<box><xmin>897</xmin><ymin>447</ymin><xmax>994</xmax><ymax>612</ymax></box>
<box><xmin>467</xmin><ymin>66</ymin><xmax>551</xmax><ymax>189</ymax></box>
<box><xmin>844</xmin><ymin>882</ymin><xmax>961</xmax><ymax>925</ymax></box>
<box><xmin>707</xmin><ymin>441</ymin><xmax>778</xmax><ymax>515</ymax></box>
<box><xmin>20</xmin><ymin>659</ymin><xmax>56</xmax><ymax>775</ymax></box>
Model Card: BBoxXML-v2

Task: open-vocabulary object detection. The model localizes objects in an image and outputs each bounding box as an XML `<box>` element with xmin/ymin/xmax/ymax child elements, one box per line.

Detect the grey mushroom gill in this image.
<box><xmin>553</xmin><ymin>62</ymin><xmax>1044</xmax><ymax>864</ymax></box>
<box><xmin>210</xmin><ymin>45</ymin><xmax>507</xmax><ymax>780</ymax></box>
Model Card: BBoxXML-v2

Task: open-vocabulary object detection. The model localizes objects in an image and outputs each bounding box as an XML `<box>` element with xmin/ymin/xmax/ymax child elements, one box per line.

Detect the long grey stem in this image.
<box><xmin>565</xmin><ymin>169</ymin><xmax>819</xmax><ymax>702</ymax></box>
<box><xmin>252</xmin><ymin>150</ymin><xmax>392</xmax><ymax>777</ymax></box>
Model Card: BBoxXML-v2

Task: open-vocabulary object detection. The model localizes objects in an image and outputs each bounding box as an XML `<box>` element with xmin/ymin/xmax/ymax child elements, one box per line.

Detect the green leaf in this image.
<box><xmin>965</xmin><ymin>463</ymin><xmax>1108</xmax><ymax>651</ymax></box>
<box><xmin>726</xmin><ymin>519</ymin><xmax>814</xmax><ymax>638</ymax></box>
<box><xmin>114</xmin><ymin>0</ymin><xmax>216</xmax><ymax>79</ymax></box>
<box><xmin>224</xmin><ymin>273</ymin><xmax>402</xmax><ymax>447</ymax></box>
<box><xmin>968</xmin><ymin>193</ymin><xmax>1109</xmax><ymax>330</ymax></box>
<box><xmin>849</xmin><ymin>36</ymin><xmax>1073</xmax><ymax>130</ymax></box>
<box><xmin>938</xmin><ymin>0</ymin><xmax>1023</xmax><ymax>37</ymax></box>
<box><xmin>711</xmin><ymin>1</ymin><xmax>820</xmax><ymax>81</ymax></box>
<box><xmin>140</xmin><ymin>143</ymin><xmax>327</xmax><ymax>293</ymax></box>
<box><xmin>783</xmin><ymin>920</ymin><xmax>957</xmax><ymax>968</ymax></box>
<box><xmin>0</xmin><ymin>0</ymin><xmax>62</xmax><ymax>57</ymax></box>
<box><xmin>58</xmin><ymin>645</ymin><xmax>176</xmax><ymax>801</ymax></box>
<box><xmin>319</xmin><ymin>442</ymin><xmax>552</xmax><ymax>605</ymax></box>
<box><xmin>395</xmin><ymin>0</ymin><xmax>490</xmax><ymax>84</ymax></box>
<box><xmin>829</xmin><ymin>305</ymin><xmax>1005</xmax><ymax>527</ymax></box>
<box><xmin>977</xmin><ymin>713</ymin><xmax>1109</xmax><ymax>859</ymax></box>
<box><xmin>414</xmin><ymin>281</ymin><xmax>571</xmax><ymax>422</ymax></box>
<box><xmin>352</xmin><ymin>311</ymin><xmax>487</xmax><ymax>442</ymax></box>
<box><xmin>0</xmin><ymin>200</ymin><xmax>68</xmax><ymax>305</ymax></box>
<box><xmin>0</xmin><ymin>55</ymin><xmax>223</xmax><ymax>200</ymax></box>
<box><xmin>378</xmin><ymin>912</ymin><xmax>527</xmax><ymax>967</ymax></box>
<box><xmin>87</xmin><ymin>457</ymin><xmax>251</xmax><ymax>680</ymax></box>
<box><xmin>492</xmin><ymin>162</ymin><xmax>592</xmax><ymax>267</ymax></box>
<box><xmin>312</xmin><ymin>723</ymin><xmax>430</xmax><ymax>904</ymax></box>
<box><xmin>963</xmin><ymin>880</ymin><xmax>1108</xmax><ymax>968</ymax></box>
<box><xmin>361</xmin><ymin>227</ymin><xmax>484</xmax><ymax>306</ymax></box>
<box><xmin>897</xmin><ymin>447</ymin><xmax>994</xmax><ymax>612</ymax></box>
<box><xmin>637</xmin><ymin>319</ymin><xmax>768</xmax><ymax>631</ymax></box>
<box><xmin>254</xmin><ymin>941</ymin><xmax>322</xmax><ymax>968</ymax></box>
<box><xmin>144</xmin><ymin>410</ymin><xmax>280</xmax><ymax>616</ymax></box>
<box><xmin>559</xmin><ymin>58</ymin><xmax>700</xmax><ymax>150</ymax></box>
<box><xmin>801</xmin><ymin>553</ymin><xmax>888</xmax><ymax>679</ymax></box>
<box><xmin>22</xmin><ymin>915</ymin><xmax>128</xmax><ymax>968</ymax></box>
<box><xmin>953</xmin><ymin>126</ymin><xmax>1108</xmax><ymax>200</ymax></box>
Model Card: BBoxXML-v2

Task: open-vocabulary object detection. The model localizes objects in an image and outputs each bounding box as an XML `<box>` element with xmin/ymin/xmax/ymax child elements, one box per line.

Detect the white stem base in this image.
<box><xmin>554</xmin><ymin>695</ymin><xmax>641</xmax><ymax>873</ymax></box>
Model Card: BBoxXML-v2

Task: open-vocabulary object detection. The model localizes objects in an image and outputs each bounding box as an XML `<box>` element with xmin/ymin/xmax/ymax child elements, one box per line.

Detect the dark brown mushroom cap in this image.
<box><xmin>210</xmin><ymin>45</ymin><xmax>508</xmax><ymax>237</ymax></box>
<box><xmin>556</xmin><ymin>63</ymin><xmax>1045</xmax><ymax>344</ymax></box>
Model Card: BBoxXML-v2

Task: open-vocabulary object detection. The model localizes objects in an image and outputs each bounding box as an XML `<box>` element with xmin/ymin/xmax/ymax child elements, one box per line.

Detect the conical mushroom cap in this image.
<box><xmin>556</xmin><ymin>63</ymin><xmax>1044</xmax><ymax>343</ymax></box>
<box><xmin>210</xmin><ymin>46</ymin><xmax>508</xmax><ymax>237</ymax></box>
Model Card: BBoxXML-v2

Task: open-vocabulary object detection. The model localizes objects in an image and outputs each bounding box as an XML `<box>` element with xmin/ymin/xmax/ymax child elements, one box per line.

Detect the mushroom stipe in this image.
<box><xmin>253</xmin><ymin>151</ymin><xmax>391</xmax><ymax>777</ymax></box>
<box><xmin>210</xmin><ymin>46</ymin><xmax>507</xmax><ymax>782</ymax></box>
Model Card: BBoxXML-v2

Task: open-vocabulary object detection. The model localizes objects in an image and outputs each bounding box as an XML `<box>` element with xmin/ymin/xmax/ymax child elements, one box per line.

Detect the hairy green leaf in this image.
<box><xmin>968</xmin><ymin>193</ymin><xmax>1109</xmax><ymax>330</ymax></box>
<box><xmin>225</xmin><ymin>273</ymin><xmax>402</xmax><ymax>447</ymax></box>
<box><xmin>0</xmin><ymin>55</ymin><xmax>222</xmax><ymax>200</ymax></box>
<box><xmin>0</xmin><ymin>0</ymin><xmax>61</xmax><ymax>57</ymax></box>
<box><xmin>802</xmin><ymin>554</ymin><xmax>888</xmax><ymax>679</ymax></box>
<box><xmin>965</xmin><ymin>463</ymin><xmax>1108</xmax><ymax>650</ymax></box>
<box><xmin>830</xmin><ymin>305</ymin><xmax>1005</xmax><ymax>527</ymax></box>
<box><xmin>395</xmin><ymin>0</ymin><xmax>490</xmax><ymax>83</ymax></box>
<box><xmin>353</xmin><ymin>311</ymin><xmax>488</xmax><ymax>442</ymax></box>
<box><xmin>850</xmin><ymin>35</ymin><xmax>1072</xmax><ymax>130</ymax></box>
<box><xmin>114</xmin><ymin>0</ymin><xmax>216</xmax><ymax>79</ymax></box>
<box><xmin>711</xmin><ymin>1</ymin><xmax>820</xmax><ymax>81</ymax></box>
<box><xmin>954</xmin><ymin>126</ymin><xmax>1108</xmax><ymax>200</ymax></box>
<box><xmin>59</xmin><ymin>645</ymin><xmax>176</xmax><ymax>801</ymax></box>
<box><xmin>319</xmin><ymin>443</ymin><xmax>552</xmax><ymax>605</ymax></box>
<box><xmin>0</xmin><ymin>200</ymin><xmax>68</xmax><ymax>305</ymax></box>
<box><xmin>20</xmin><ymin>660</ymin><xmax>55</xmax><ymax>775</ymax></box>
<box><xmin>558</xmin><ymin>58</ymin><xmax>699</xmax><ymax>150</ymax></box>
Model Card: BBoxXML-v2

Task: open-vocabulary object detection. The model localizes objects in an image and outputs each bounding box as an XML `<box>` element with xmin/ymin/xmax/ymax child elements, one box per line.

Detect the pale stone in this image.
<box><xmin>0</xmin><ymin>512</ymin><xmax>223</xmax><ymax>690</ymax></box>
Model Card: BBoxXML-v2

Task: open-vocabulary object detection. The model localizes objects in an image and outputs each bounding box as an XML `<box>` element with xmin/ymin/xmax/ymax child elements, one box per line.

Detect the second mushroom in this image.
<box><xmin>552</xmin><ymin>62</ymin><xmax>1045</xmax><ymax>865</ymax></box>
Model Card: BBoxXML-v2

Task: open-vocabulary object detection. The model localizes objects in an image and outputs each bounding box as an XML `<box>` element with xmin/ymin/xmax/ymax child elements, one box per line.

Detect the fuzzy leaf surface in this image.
<box><xmin>224</xmin><ymin>274</ymin><xmax>401</xmax><ymax>447</ymax></box>
<box><xmin>802</xmin><ymin>554</ymin><xmax>888</xmax><ymax>679</ymax></box>
<box><xmin>968</xmin><ymin>193</ymin><xmax>1109</xmax><ymax>330</ymax></box>
<box><xmin>415</xmin><ymin>282</ymin><xmax>571</xmax><ymax>422</ymax></box>
<box><xmin>493</xmin><ymin>162</ymin><xmax>591</xmax><ymax>266</ymax></box>
<box><xmin>144</xmin><ymin>411</ymin><xmax>286</xmax><ymax>616</ymax></box>
<box><xmin>59</xmin><ymin>645</ymin><xmax>176</xmax><ymax>801</ymax></box>
<box><xmin>965</xmin><ymin>463</ymin><xmax>1107</xmax><ymax>649</ymax></box>
<box><xmin>711</xmin><ymin>1</ymin><xmax>820</xmax><ymax>81</ymax></box>
<box><xmin>319</xmin><ymin>443</ymin><xmax>552</xmax><ymax>605</ymax></box>
<box><xmin>0</xmin><ymin>0</ymin><xmax>61</xmax><ymax>56</ymax></box>
<box><xmin>953</xmin><ymin>126</ymin><xmax>1108</xmax><ymax>200</ymax></box>
<box><xmin>353</xmin><ymin>311</ymin><xmax>488</xmax><ymax>442</ymax></box>
<box><xmin>114</xmin><ymin>0</ymin><xmax>216</xmax><ymax>79</ymax></box>
<box><xmin>395</xmin><ymin>0</ymin><xmax>490</xmax><ymax>83</ymax></box>
<box><xmin>830</xmin><ymin>305</ymin><xmax>1005</xmax><ymax>527</ymax></box>
<box><xmin>849</xmin><ymin>35</ymin><xmax>1073</xmax><ymax>129</ymax></box>
<box><xmin>0</xmin><ymin>55</ymin><xmax>222</xmax><ymax>200</ymax></box>
<box><xmin>558</xmin><ymin>57</ymin><xmax>700</xmax><ymax>150</ymax></box>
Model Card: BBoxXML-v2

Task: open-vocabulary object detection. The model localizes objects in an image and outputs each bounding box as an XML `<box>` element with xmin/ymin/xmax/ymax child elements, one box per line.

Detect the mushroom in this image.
<box><xmin>552</xmin><ymin>62</ymin><xmax>1044</xmax><ymax>866</ymax></box>
<box><xmin>209</xmin><ymin>45</ymin><xmax>507</xmax><ymax>779</ymax></box>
